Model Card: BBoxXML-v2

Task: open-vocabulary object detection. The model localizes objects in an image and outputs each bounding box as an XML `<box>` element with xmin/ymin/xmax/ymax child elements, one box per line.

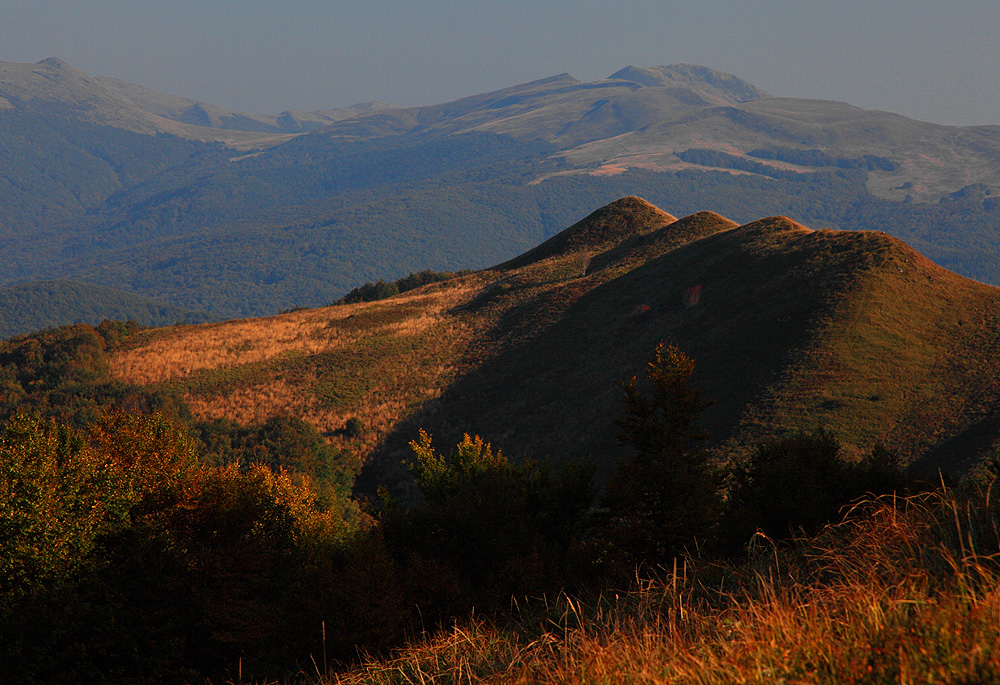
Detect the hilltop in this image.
<box><xmin>99</xmin><ymin>197</ymin><xmax>1000</xmax><ymax>497</ymax></box>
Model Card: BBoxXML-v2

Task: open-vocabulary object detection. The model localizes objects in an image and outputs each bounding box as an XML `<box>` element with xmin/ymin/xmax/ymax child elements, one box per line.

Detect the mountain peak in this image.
<box><xmin>34</xmin><ymin>57</ymin><xmax>89</xmax><ymax>78</ymax></box>
<box><xmin>500</xmin><ymin>196</ymin><xmax>676</xmax><ymax>269</ymax></box>
<box><xmin>608</xmin><ymin>64</ymin><xmax>770</xmax><ymax>103</ymax></box>
<box><xmin>36</xmin><ymin>57</ymin><xmax>70</xmax><ymax>68</ymax></box>
<box><xmin>738</xmin><ymin>216</ymin><xmax>813</xmax><ymax>235</ymax></box>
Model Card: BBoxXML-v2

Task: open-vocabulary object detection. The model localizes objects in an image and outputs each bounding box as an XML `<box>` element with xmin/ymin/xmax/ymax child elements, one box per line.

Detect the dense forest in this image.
<box><xmin>4</xmin><ymin>108</ymin><xmax>1000</xmax><ymax>335</ymax></box>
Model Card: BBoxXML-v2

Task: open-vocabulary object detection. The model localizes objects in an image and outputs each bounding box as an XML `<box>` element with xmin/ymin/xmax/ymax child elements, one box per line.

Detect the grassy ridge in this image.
<box><xmin>102</xmin><ymin>197</ymin><xmax>1000</xmax><ymax>495</ymax></box>
<box><xmin>367</xmin><ymin>206</ymin><xmax>1000</xmax><ymax>492</ymax></box>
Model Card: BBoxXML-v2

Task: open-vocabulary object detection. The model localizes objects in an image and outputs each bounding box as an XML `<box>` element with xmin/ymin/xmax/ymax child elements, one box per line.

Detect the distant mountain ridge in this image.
<box><xmin>2</xmin><ymin>57</ymin><xmax>1000</xmax><ymax>334</ymax></box>
<box><xmin>93</xmin><ymin>73</ymin><xmax>398</xmax><ymax>133</ymax></box>
<box><xmin>0</xmin><ymin>57</ymin><xmax>397</xmax><ymax>145</ymax></box>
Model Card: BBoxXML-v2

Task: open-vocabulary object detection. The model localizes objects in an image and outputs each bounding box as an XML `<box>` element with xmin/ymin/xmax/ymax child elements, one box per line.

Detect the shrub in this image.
<box><xmin>194</xmin><ymin>414</ymin><xmax>361</xmax><ymax>505</ymax></box>
<box><xmin>723</xmin><ymin>431</ymin><xmax>908</xmax><ymax>548</ymax></box>
<box><xmin>381</xmin><ymin>430</ymin><xmax>594</xmax><ymax>618</ymax></box>
<box><xmin>0</xmin><ymin>414</ymin><xmax>125</xmax><ymax>598</ymax></box>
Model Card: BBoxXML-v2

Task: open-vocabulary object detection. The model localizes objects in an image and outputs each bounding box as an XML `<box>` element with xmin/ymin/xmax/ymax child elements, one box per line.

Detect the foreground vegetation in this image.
<box><xmin>2</xmin><ymin>330</ymin><xmax>969</xmax><ymax>683</ymax></box>
<box><xmin>5</xmin><ymin>398</ymin><xmax>996</xmax><ymax>684</ymax></box>
<box><xmin>331</xmin><ymin>485</ymin><xmax>1000</xmax><ymax>684</ymax></box>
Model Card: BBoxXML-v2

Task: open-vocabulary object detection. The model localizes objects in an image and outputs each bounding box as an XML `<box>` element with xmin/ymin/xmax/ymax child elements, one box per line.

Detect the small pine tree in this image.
<box><xmin>602</xmin><ymin>343</ymin><xmax>722</xmax><ymax>569</ymax></box>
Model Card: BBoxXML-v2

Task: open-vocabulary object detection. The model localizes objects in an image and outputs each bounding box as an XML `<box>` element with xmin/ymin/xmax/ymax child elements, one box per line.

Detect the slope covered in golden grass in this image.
<box><xmin>107</xmin><ymin>196</ymin><xmax>1000</xmax><ymax>495</ymax></box>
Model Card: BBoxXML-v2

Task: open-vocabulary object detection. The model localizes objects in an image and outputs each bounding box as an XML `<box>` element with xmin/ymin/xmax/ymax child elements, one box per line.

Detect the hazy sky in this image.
<box><xmin>4</xmin><ymin>1</ymin><xmax>998</xmax><ymax>126</ymax></box>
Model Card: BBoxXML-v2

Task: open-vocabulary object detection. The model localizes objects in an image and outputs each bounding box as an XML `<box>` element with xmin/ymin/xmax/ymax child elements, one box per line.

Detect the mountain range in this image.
<box><xmin>2</xmin><ymin>57</ymin><xmax>1000</xmax><ymax>336</ymax></box>
<box><xmin>94</xmin><ymin>197</ymin><xmax>1000</xmax><ymax>498</ymax></box>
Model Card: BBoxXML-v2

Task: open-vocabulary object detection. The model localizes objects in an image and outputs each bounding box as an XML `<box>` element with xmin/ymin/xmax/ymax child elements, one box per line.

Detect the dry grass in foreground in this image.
<box><xmin>322</xmin><ymin>486</ymin><xmax>1000</xmax><ymax>684</ymax></box>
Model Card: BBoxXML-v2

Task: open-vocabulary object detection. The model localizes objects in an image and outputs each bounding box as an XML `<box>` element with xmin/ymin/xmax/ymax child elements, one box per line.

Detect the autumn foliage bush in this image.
<box><xmin>0</xmin><ymin>411</ymin><xmax>362</xmax><ymax>683</ymax></box>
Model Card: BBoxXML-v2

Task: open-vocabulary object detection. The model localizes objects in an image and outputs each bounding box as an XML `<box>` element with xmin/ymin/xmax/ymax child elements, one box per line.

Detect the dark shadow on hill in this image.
<box><xmin>358</xmin><ymin>219</ymin><xmax>849</xmax><ymax>501</ymax></box>
<box><xmin>908</xmin><ymin>412</ymin><xmax>1000</xmax><ymax>479</ymax></box>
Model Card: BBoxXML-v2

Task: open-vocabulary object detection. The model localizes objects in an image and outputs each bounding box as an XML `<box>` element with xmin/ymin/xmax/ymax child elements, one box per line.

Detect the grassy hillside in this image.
<box><xmin>102</xmin><ymin>198</ymin><xmax>1000</xmax><ymax>500</ymax></box>
<box><xmin>8</xmin><ymin>197</ymin><xmax>1000</xmax><ymax>683</ymax></box>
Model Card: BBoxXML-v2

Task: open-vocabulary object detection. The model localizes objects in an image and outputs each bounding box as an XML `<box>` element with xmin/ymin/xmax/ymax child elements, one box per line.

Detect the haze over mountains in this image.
<box><xmin>2</xmin><ymin>57</ymin><xmax>1000</xmax><ymax>336</ymax></box>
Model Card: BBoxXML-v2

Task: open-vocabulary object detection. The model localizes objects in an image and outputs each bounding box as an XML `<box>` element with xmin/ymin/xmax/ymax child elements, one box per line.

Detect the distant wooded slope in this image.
<box><xmin>3</xmin><ymin>58</ymin><xmax>1000</xmax><ymax>335</ymax></box>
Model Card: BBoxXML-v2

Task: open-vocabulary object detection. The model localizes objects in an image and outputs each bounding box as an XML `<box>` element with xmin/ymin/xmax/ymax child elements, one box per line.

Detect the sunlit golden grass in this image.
<box><xmin>322</xmin><ymin>487</ymin><xmax>1000</xmax><ymax>684</ymax></box>
<box><xmin>108</xmin><ymin>278</ymin><xmax>491</xmax><ymax>444</ymax></box>
<box><xmin>110</xmin><ymin>284</ymin><xmax>480</xmax><ymax>386</ymax></box>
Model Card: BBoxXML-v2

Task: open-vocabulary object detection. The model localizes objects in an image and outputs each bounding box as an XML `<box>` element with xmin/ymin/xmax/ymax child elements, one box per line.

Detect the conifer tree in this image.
<box><xmin>603</xmin><ymin>343</ymin><xmax>722</xmax><ymax>568</ymax></box>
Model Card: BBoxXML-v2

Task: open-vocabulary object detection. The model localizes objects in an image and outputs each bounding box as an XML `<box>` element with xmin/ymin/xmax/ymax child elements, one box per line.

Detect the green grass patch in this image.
<box><xmin>156</xmin><ymin>359</ymin><xmax>278</xmax><ymax>397</ymax></box>
<box><xmin>303</xmin><ymin>334</ymin><xmax>430</xmax><ymax>409</ymax></box>
<box><xmin>325</xmin><ymin>306</ymin><xmax>424</xmax><ymax>334</ymax></box>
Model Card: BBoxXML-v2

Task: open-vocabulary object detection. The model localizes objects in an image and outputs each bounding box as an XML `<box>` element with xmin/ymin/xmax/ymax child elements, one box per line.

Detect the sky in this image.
<box><xmin>4</xmin><ymin>0</ymin><xmax>999</xmax><ymax>126</ymax></box>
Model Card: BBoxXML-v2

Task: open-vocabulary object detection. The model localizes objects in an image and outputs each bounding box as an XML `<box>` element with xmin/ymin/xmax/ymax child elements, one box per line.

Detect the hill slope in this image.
<box><xmin>0</xmin><ymin>280</ymin><xmax>210</xmax><ymax>338</ymax></box>
<box><xmin>101</xmin><ymin>198</ymin><xmax>1000</xmax><ymax>497</ymax></box>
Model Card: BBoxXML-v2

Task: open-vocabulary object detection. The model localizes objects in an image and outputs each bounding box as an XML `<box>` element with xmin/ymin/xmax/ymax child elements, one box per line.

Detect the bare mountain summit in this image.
<box><xmin>609</xmin><ymin>64</ymin><xmax>771</xmax><ymax>103</ymax></box>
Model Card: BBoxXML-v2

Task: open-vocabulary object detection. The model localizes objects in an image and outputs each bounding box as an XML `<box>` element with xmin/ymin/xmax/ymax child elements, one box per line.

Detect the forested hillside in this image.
<box><xmin>0</xmin><ymin>280</ymin><xmax>209</xmax><ymax>338</ymax></box>
<box><xmin>3</xmin><ymin>59</ymin><xmax>1000</xmax><ymax>335</ymax></box>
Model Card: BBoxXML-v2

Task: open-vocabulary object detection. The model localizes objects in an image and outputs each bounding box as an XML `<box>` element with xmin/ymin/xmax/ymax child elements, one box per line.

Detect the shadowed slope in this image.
<box><xmin>101</xmin><ymin>198</ymin><xmax>1000</xmax><ymax>499</ymax></box>
<box><xmin>588</xmin><ymin>210</ymin><xmax>740</xmax><ymax>275</ymax></box>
